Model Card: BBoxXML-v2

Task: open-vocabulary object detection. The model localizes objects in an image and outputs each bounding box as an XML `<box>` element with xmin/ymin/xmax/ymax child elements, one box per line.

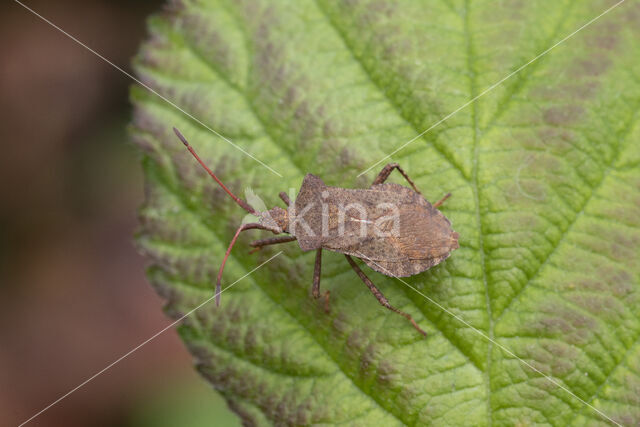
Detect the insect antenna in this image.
<box><xmin>215</xmin><ymin>222</ymin><xmax>265</xmax><ymax>306</ymax></box>
<box><xmin>173</xmin><ymin>127</ymin><xmax>257</xmax><ymax>215</ymax></box>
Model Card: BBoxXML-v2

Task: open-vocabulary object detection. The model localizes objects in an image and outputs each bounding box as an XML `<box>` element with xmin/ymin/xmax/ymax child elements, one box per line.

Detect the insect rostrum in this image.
<box><xmin>174</xmin><ymin>127</ymin><xmax>459</xmax><ymax>336</ymax></box>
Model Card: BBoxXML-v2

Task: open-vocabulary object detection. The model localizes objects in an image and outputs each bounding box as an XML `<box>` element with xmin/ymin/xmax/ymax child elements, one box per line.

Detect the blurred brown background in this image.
<box><xmin>0</xmin><ymin>1</ymin><xmax>239</xmax><ymax>426</ymax></box>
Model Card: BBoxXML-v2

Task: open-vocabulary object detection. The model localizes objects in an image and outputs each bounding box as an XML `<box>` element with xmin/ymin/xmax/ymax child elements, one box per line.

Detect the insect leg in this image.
<box><xmin>278</xmin><ymin>191</ymin><xmax>291</xmax><ymax>206</ymax></box>
<box><xmin>432</xmin><ymin>192</ymin><xmax>452</xmax><ymax>208</ymax></box>
<box><xmin>344</xmin><ymin>255</ymin><xmax>426</xmax><ymax>336</ymax></box>
<box><xmin>312</xmin><ymin>249</ymin><xmax>330</xmax><ymax>312</ymax></box>
<box><xmin>371</xmin><ymin>163</ymin><xmax>422</xmax><ymax>194</ymax></box>
<box><xmin>248</xmin><ymin>235</ymin><xmax>297</xmax><ymax>253</ymax></box>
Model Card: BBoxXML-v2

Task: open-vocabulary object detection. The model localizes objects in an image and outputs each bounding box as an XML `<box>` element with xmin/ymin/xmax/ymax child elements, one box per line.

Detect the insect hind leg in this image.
<box><xmin>344</xmin><ymin>255</ymin><xmax>426</xmax><ymax>337</ymax></box>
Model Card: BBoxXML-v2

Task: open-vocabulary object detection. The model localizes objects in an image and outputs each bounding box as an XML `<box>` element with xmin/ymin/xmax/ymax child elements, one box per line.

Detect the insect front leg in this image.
<box><xmin>344</xmin><ymin>255</ymin><xmax>426</xmax><ymax>337</ymax></box>
<box><xmin>372</xmin><ymin>163</ymin><xmax>422</xmax><ymax>194</ymax></box>
<box><xmin>248</xmin><ymin>235</ymin><xmax>297</xmax><ymax>254</ymax></box>
<box><xmin>278</xmin><ymin>191</ymin><xmax>291</xmax><ymax>206</ymax></box>
<box><xmin>312</xmin><ymin>249</ymin><xmax>330</xmax><ymax>312</ymax></box>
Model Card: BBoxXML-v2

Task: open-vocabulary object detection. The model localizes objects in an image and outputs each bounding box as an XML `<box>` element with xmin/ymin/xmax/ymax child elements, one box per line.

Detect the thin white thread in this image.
<box><xmin>13</xmin><ymin>0</ymin><xmax>282</xmax><ymax>178</ymax></box>
<box><xmin>18</xmin><ymin>251</ymin><xmax>283</xmax><ymax>426</ymax></box>
<box><xmin>357</xmin><ymin>0</ymin><xmax>626</xmax><ymax>178</ymax></box>
<box><xmin>354</xmin><ymin>251</ymin><xmax>622</xmax><ymax>427</ymax></box>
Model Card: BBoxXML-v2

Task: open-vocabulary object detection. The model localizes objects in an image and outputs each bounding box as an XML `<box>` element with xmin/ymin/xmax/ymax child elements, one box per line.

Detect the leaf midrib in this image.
<box><xmin>461</xmin><ymin>1</ymin><xmax>494</xmax><ymax>425</ymax></box>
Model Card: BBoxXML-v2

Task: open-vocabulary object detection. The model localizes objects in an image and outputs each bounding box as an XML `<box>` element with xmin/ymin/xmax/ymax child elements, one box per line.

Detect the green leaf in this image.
<box><xmin>130</xmin><ymin>0</ymin><xmax>640</xmax><ymax>425</ymax></box>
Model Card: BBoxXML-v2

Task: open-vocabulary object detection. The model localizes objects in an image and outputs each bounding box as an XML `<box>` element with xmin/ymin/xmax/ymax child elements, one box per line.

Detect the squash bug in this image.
<box><xmin>173</xmin><ymin>127</ymin><xmax>459</xmax><ymax>336</ymax></box>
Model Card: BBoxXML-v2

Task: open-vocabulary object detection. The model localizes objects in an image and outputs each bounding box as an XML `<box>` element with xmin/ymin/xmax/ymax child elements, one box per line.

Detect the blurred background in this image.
<box><xmin>0</xmin><ymin>1</ymin><xmax>240</xmax><ymax>425</ymax></box>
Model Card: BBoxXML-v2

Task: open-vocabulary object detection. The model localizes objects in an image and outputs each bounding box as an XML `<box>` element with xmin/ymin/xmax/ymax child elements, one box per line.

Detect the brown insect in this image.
<box><xmin>173</xmin><ymin>128</ymin><xmax>459</xmax><ymax>336</ymax></box>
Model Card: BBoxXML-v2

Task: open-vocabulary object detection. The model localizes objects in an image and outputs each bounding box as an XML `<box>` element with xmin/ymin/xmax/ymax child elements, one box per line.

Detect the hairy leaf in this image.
<box><xmin>130</xmin><ymin>0</ymin><xmax>640</xmax><ymax>425</ymax></box>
